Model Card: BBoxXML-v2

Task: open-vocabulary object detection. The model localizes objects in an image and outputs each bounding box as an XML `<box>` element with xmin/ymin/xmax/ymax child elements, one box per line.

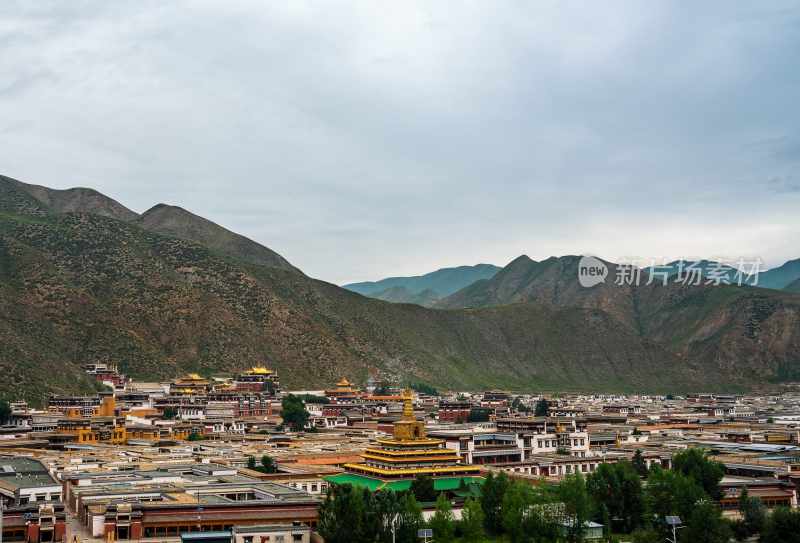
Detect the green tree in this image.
<box><xmin>246</xmin><ymin>456</ymin><xmax>256</xmax><ymax>469</ymax></box>
<box><xmin>187</xmin><ymin>431</ymin><xmax>204</xmax><ymax>441</ymax></box>
<box><xmin>502</xmin><ymin>481</ymin><xmax>535</xmax><ymax>543</ymax></box>
<box><xmin>534</xmin><ymin>399</ymin><xmax>549</xmax><ymax>417</ymax></box>
<box><xmin>480</xmin><ymin>472</ymin><xmax>510</xmax><ymax>534</ymax></box>
<box><xmin>281</xmin><ymin>394</ymin><xmax>310</xmax><ymax>431</ymax></box>
<box><xmin>162</xmin><ymin>406</ymin><xmax>178</xmax><ymax>420</ymax></box>
<box><xmin>559</xmin><ymin>472</ymin><xmax>591</xmax><ymax>542</ymax></box>
<box><xmin>396</xmin><ymin>493</ymin><xmax>424</xmax><ymax>543</ymax></box>
<box><xmin>372</xmin><ymin>490</ymin><xmax>403</xmax><ymax>543</ymax></box>
<box><xmin>632</xmin><ymin>449</ymin><xmax>648</xmax><ymax>477</ymax></box>
<box><xmin>410</xmin><ymin>382</ymin><xmax>439</xmax><ymax>396</ymax></box>
<box><xmin>261</xmin><ymin>454</ymin><xmax>277</xmax><ymax>473</ymax></box>
<box><xmin>672</xmin><ymin>447</ymin><xmax>725</xmax><ymax>500</ymax></box>
<box><xmin>500</xmin><ymin>480</ymin><xmax>559</xmax><ymax>543</ymax></box>
<box><xmin>0</xmin><ymin>399</ymin><xmax>11</xmax><ymax>425</ymax></box>
<box><xmin>738</xmin><ymin>486</ymin><xmax>766</xmax><ymax>537</ymax></box>
<box><xmin>682</xmin><ymin>500</ymin><xmax>732</xmax><ymax>543</ymax></box>
<box><xmin>429</xmin><ymin>494</ymin><xmax>455</xmax><ymax>543</ymax></box>
<box><xmin>318</xmin><ymin>484</ymin><xmax>367</xmax><ymax>543</ymax></box>
<box><xmin>460</xmin><ymin>497</ymin><xmax>485</xmax><ymax>543</ymax></box>
<box><xmin>762</xmin><ymin>507</ymin><xmax>800</xmax><ymax>543</ymax></box>
<box><xmin>587</xmin><ymin>461</ymin><xmax>644</xmax><ymax>533</ymax></box>
<box><xmin>467</xmin><ymin>408</ymin><xmax>491</xmax><ymax>423</ymax></box>
<box><xmin>645</xmin><ymin>466</ymin><xmax>705</xmax><ymax>524</ymax></box>
<box><xmin>410</xmin><ymin>474</ymin><xmax>437</xmax><ymax>502</ymax></box>
<box><xmin>511</xmin><ymin>397</ymin><xmax>530</xmax><ymax>413</ymax></box>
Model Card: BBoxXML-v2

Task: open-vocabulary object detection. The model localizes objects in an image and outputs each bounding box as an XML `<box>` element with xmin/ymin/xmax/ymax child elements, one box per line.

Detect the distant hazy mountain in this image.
<box><xmin>759</xmin><ymin>259</ymin><xmax>800</xmax><ymax>290</ymax></box>
<box><xmin>643</xmin><ymin>258</ymin><xmax>800</xmax><ymax>291</ymax></box>
<box><xmin>786</xmin><ymin>277</ymin><xmax>800</xmax><ymax>293</ymax></box>
<box><xmin>648</xmin><ymin>260</ymin><xmax>758</xmax><ymax>286</ymax></box>
<box><xmin>344</xmin><ymin>264</ymin><xmax>501</xmax><ymax>306</ymax></box>
<box><xmin>369</xmin><ymin>286</ymin><xmax>441</xmax><ymax>306</ymax></box>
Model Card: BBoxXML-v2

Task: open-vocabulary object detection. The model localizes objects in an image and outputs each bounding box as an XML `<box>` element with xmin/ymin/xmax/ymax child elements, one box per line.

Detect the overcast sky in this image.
<box><xmin>1</xmin><ymin>1</ymin><xmax>799</xmax><ymax>284</ymax></box>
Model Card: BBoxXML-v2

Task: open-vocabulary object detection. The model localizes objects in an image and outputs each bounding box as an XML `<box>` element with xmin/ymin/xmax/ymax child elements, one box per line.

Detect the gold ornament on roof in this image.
<box><xmin>402</xmin><ymin>388</ymin><xmax>415</xmax><ymax>420</ymax></box>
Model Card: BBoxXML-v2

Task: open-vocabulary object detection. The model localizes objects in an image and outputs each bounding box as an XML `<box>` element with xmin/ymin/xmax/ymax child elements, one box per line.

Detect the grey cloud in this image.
<box><xmin>0</xmin><ymin>1</ymin><xmax>799</xmax><ymax>283</ymax></box>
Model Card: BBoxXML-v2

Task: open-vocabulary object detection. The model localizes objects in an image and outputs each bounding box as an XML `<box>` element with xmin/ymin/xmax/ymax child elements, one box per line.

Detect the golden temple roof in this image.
<box><xmin>341</xmin><ymin>385</ymin><xmax>473</xmax><ymax>482</ymax></box>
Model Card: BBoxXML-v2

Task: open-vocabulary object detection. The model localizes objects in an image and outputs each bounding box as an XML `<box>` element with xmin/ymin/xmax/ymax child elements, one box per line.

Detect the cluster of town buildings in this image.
<box><xmin>3</xmin><ymin>364</ymin><xmax>800</xmax><ymax>541</ymax></box>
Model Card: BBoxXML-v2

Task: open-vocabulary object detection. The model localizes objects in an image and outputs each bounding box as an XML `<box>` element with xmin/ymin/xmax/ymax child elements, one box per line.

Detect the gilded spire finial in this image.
<box><xmin>402</xmin><ymin>388</ymin><xmax>414</xmax><ymax>420</ymax></box>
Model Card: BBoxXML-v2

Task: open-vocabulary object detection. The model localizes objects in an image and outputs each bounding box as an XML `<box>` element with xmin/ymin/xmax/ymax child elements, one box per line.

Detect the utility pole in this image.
<box><xmin>1</xmin><ymin>498</ymin><xmax>4</xmax><ymax>543</ymax></box>
<box><xmin>665</xmin><ymin>516</ymin><xmax>683</xmax><ymax>543</ymax></box>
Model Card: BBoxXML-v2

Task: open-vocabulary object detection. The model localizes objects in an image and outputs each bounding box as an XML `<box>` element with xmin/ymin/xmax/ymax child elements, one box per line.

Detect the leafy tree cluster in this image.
<box><xmin>410</xmin><ymin>382</ymin><xmax>439</xmax><ymax>396</ymax></box>
<box><xmin>762</xmin><ymin>507</ymin><xmax>800</xmax><ymax>543</ymax></box>
<box><xmin>481</xmin><ymin>471</ymin><xmax>587</xmax><ymax>543</ymax></box>
<box><xmin>671</xmin><ymin>447</ymin><xmax>725</xmax><ymax>500</ymax></box>
<box><xmin>246</xmin><ymin>455</ymin><xmax>278</xmax><ymax>473</ymax></box>
<box><xmin>467</xmin><ymin>408</ymin><xmax>491</xmax><ymax>423</ymax></box>
<box><xmin>534</xmin><ymin>398</ymin><xmax>549</xmax><ymax>417</ymax></box>
<box><xmin>732</xmin><ymin>486</ymin><xmax>766</xmax><ymax>539</ymax></box>
<box><xmin>281</xmin><ymin>394</ymin><xmax>310</xmax><ymax>430</ymax></box>
<box><xmin>639</xmin><ymin>448</ymin><xmax>729</xmax><ymax>543</ymax></box>
<box><xmin>320</xmin><ymin>478</ymin><xmax>488</xmax><ymax>543</ymax></box>
<box><xmin>410</xmin><ymin>474</ymin><xmax>437</xmax><ymax>502</ymax></box>
<box><xmin>318</xmin><ymin>484</ymin><xmax>423</xmax><ymax>543</ymax></box>
<box><xmin>318</xmin><ymin>447</ymin><xmax>747</xmax><ymax>543</ymax></box>
<box><xmin>511</xmin><ymin>396</ymin><xmax>531</xmax><ymax>413</ymax></box>
<box><xmin>477</xmin><ymin>448</ymin><xmax>730</xmax><ymax>543</ymax></box>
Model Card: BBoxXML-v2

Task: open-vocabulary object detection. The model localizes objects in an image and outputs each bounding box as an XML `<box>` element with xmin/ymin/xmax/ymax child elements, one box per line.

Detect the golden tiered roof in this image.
<box><xmin>326</xmin><ymin>377</ymin><xmax>360</xmax><ymax>397</ymax></box>
<box><xmin>342</xmin><ymin>388</ymin><xmax>481</xmax><ymax>479</ymax></box>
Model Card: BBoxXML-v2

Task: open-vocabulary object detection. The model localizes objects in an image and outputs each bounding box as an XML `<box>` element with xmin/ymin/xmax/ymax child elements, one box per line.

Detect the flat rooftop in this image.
<box><xmin>0</xmin><ymin>457</ymin><xmax>59</xmax><ymax>490</ymax></box>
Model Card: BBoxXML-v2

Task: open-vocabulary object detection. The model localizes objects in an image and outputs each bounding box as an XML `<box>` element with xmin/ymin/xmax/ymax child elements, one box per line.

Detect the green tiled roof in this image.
<box><xmin>325</xmin><ymin>473</ymin><xmax>484</xmax><ymax>493</ymax></box>
<box><xmin>325</xmin><ymin>473</ymin><xmax>386</xmax><ymax>491</ymax></box>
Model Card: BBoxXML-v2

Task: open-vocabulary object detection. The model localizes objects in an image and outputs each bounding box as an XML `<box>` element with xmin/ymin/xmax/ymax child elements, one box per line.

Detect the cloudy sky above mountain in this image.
<box><xmin>1</xmin><ymin>1</ymin><xmax>799</xmax><ymax>283</ymax></box>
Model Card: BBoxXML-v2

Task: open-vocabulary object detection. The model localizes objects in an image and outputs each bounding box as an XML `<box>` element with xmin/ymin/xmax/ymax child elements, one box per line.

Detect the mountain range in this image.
<box><xmin>344</xmin><ymin>264</ymin><xmax>501</xmax><ymax>306</ymax></box>
<box><xmin>351</xmin><ymin>259</ymin><xmax>800</xmax><ymax>308</ymax></box>
<box><xmin>2</xmin><ymin>173</ymin><xmax>800</xmax><ymax>401</ymax></box>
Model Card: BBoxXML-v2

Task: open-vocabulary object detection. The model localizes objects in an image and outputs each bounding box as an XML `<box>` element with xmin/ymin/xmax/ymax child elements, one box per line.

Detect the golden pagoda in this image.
<box><xmin>328</xmin><ymin>389</ymin><xmax>482</xmax><ymax>490</ymax></box>
<box><xmin>324</xmin><ymin>377</ymin><xmax>362</xmax><ymax>401</ymax></box>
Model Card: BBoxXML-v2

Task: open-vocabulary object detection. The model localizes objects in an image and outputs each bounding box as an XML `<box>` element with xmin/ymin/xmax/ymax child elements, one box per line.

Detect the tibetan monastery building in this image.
<box><xmin>324</xmin><ymin>378</ymin><xmax>362</xmax><ymax>402</ymax></box>
<box><xmin>325</xmin><ymin>389</ymin><xmax>483</xmax><ymax>492</ymax></box>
